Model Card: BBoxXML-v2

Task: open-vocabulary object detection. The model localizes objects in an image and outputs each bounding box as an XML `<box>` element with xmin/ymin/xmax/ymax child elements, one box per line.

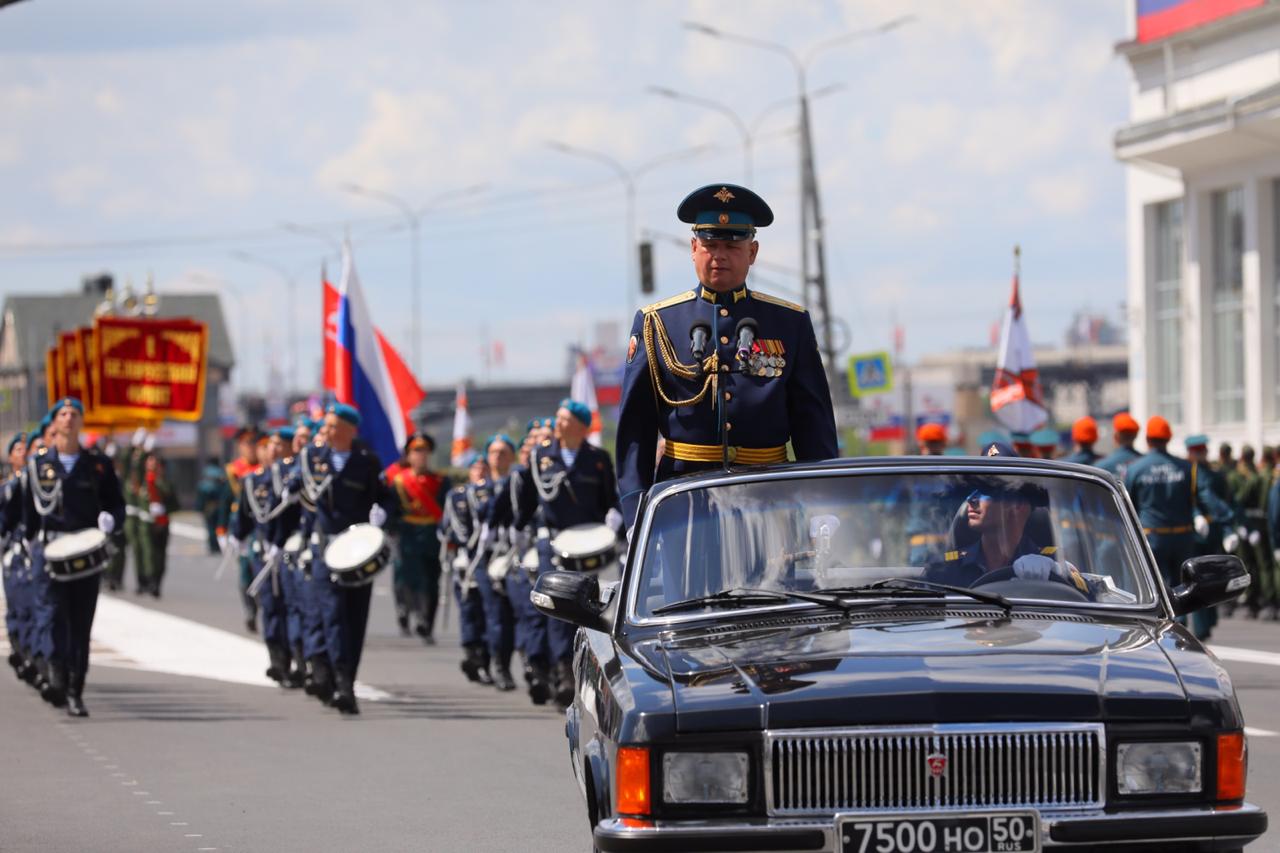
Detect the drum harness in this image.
<box><xmin>243</xmin><ymin>469</ymin><xmax>294</xmax><ymax>598</ymax></box>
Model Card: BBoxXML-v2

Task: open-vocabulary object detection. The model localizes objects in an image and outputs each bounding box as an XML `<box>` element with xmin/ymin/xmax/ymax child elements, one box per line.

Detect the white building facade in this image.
<box><xmin>1116</xmin><ymin>0</ymin><xmax>1280</xmax><ymax>449</ymax></box>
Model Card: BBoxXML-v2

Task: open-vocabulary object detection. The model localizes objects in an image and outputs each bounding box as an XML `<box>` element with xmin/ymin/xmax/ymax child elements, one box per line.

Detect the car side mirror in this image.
<box><xmin>1171</xmin><ymin>554</ymin><xmax>1250</xmax><ymax>616</ymax></box>
<box><xmin>532</xmin><ymin>570</ymin><xmax>610</xmax><ymax>632</ymax></box>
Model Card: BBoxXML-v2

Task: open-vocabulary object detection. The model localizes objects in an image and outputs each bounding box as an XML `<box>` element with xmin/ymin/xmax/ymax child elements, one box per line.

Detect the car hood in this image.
<box><xmin>640</xmin><ymin>612</ymin><xmax>1215</xmax><ymax>733</ymax></box>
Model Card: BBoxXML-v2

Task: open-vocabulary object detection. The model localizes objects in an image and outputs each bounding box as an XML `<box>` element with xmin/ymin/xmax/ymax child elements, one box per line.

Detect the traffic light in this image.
<box><xmin>638</xmin><ymin>241</ymin><xmax>654</xmax><ymax>295</ymax></box>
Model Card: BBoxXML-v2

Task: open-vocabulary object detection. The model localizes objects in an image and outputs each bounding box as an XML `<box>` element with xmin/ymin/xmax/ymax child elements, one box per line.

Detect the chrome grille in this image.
<box><xmin>766</xmin><ymin>724</ymin><xmax>1105</xmax><ymax>815</ymax></box>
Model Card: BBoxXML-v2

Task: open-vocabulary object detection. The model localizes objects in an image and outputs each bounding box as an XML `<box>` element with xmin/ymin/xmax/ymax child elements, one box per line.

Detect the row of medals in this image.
<box><xmin>741</xmin><ymin>351</ymin><xmax>786</xmax><ymax>378</ymax></box>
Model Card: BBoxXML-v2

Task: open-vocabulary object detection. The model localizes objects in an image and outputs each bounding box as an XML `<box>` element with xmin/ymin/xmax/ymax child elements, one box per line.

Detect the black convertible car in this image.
<box><xmin>533</xmin><ymin>457</ymin><xmax>1267</xmax><ymax>852</ymax></box>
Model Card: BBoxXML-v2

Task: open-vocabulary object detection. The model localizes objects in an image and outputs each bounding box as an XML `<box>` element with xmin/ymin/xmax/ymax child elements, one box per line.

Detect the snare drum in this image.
<box><xmin>282</xmin><ymin>531</ymin><xmax>305</xmax><ymax>567</ymax></box>
<box><xmin>486</xmin><ymin>549</ymin><xmax>515</xmax><ymax>592</ymax></box>
<box><xmin>43</xmin><ymin>529</ymin><xmax>113</xmax><ymax>581</ymax></box>
<box><xmin>550</xmin><ymin>523</ymin><xmax>618</xmax><ymax>572</ymax></box>
<box><xmin>323</xmin><ymin>524</ymin><xmax>390</xmax><ymax>588</ymax></box>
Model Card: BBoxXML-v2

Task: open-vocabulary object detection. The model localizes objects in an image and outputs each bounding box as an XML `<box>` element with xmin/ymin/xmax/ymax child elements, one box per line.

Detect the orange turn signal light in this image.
<box><xmin>1217</xmin><ymin>732</ymin><xmax>1246</xmax><ymax>801</ymax></box>
<box><xmin>616</xmin><ymin>746</ymin><xmax>651</xmax><ymax>816</ymax></box>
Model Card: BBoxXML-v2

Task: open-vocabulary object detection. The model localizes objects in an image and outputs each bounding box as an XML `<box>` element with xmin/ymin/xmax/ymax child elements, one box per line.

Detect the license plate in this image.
<box><xmin>839</xmin><ymin>811</ymin><xmax>1040</xmax><ymax>853</ymax></box>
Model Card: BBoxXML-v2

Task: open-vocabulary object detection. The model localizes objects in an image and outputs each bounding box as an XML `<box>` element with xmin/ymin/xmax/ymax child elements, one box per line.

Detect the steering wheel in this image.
<box><xmin>969</xmin><ymin>566</ymin><xmax>1090</xmax><ymax>603</ymax></box>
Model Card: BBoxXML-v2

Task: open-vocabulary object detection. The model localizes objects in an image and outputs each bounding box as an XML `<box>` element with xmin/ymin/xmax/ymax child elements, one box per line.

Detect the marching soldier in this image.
<box><xmin>390</xmin><ymin>431</ymin><xmax>450</xmax><ymax>643</ymax></box>
<box><xmin>916</xmin><ymin>422</ymin><xmax>946</xmax><ymax>456</ymax></box>
<box><xmin>1124</xmin><ymin>417</ymin><xmax>1235</xmax><ymax>615</ymax></box>
<box><xmin>504</xmin><ymin>419</ymin><xmax>550</xmax><ymax>701</ymax></box>
<box><xmin>439</xmin><ymin>453</ymin><xmax>494</xmax><ymax>686</ymax></box>
<box><xmin>1062</xmin><ymin>417</ymin><xmax>1100</xmax><ymax>465</ymax></box>
<box><xmin>24</xmin><ymin>397</ymin><xmax>126</xmax><ymax>716</ymax></box>
<box><xmin>289</xmin><ymin>403</ymin><xmax>395</xmax><ymax>715</ymax></box>
<box><xmin>1095</xmin><ymin>412</ymin><xmax>1142</xmax><ymax>480</ymax></box>
<box><xmin>515</xmin><ymin>400</ymin><xmax>622</xmax><ymax>708</ymax></box>
<box><xmin>616</xmin><ymin>183</ymin><xmax>837</xmax><ymax>529</ymax></box>
<box><xmin>1187</xmin><ymin>434</ymin><xmax>1235</xmax><ymax>634</ymax></box>
<box><xmin>471</xmin><ymin>434</ymin><xmax>520</xmax><ymax>692</ymax></box>
<box><xmin>196</xmin><ymin>462</ymin><xmax>228</xmax><ymax>555</ymax></box>
<box><xmin>1230</xmin><ymin>445</ymin><xmax>1276</xmax><ymax>618</ymax></box>
<box><xmin>137</xmin><ymin>449</ymin><xmax>178</xmax><ymax>598</ymax></box>
<box><xmin>221</xmin><ymin>426</ymin><xmax>261</xmax><ymax>632</ymax></box>
<box><xmin>3</xmin><ymin>433</ymin><xmax>28</xmax><ymax>678</ymax></box>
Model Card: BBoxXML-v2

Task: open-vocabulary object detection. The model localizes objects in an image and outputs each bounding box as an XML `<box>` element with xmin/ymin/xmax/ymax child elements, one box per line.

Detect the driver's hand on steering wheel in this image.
<box><xmin>1012</xmin><ymin>554</ymin><xmax>1063</xmax><ymax>582</ymax></box>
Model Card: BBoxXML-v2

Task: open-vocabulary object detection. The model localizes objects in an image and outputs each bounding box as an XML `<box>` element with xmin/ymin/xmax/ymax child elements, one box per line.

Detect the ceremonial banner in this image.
<box><xmin>450</xmin><ymin>383</ymin><xmax>472</xmax><ymax>467</ymax></box>
<box><xmin>45</xmin><ymin>346</ymin><xmax>61</xmax><ymax>408</ymax></box>
<box><xmin>60</xmin><ymin>331</ymin><xmax>88</xmax><ymax>404</ymax></box>
<box><xmin>990</xmin><ymin>249</ymin><xmax>1048</xmax><ymax>433</ymax></box>
<box><xmin>91</xmin><ymin>316</ymin><xmax>209</xmax><ymax>422</ymax></box>
<box><xmin>77</xmin><ymin>328</ymin><xmax>98</xmax><ymax>418</ymax></box>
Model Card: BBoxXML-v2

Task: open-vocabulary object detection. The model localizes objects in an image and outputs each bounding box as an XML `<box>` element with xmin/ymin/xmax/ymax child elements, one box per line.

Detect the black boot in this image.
<box><xmin>493</xmin><ymin>657</ymin><xmax>516</xmax><ymax>692</ymax></box>
<box><xmin>310</xmin><ymin>655</ymin><xmax>334</xmax><ymax>705</ymax></box>
<box><xmin>21</xmin><ymin>654</ymin><xmax>41</xmax><ymax>687</ymax></box>
<box><xmin>66</xmin><ymin>672</ymin><xmax>88</xmax><ymax>717</ymax></box>
<box><xmin>459</xmin><ymin>644</ymin><xmax>493</xmax><ymax>685</ymax></box>
<box><xmin>7</xmin><ymin>632</ymin><xmax>21</xmax><ymax>672</ymax></box>
<box><xmin>332</xmin><ymin>670</ymin><xmax>359</xmax><ymax>715</ymax></box>
<box><xmin>42</xmin><ymin>660</ymin><xmax>68</xmax><ymax>708</ymax></box>
<box><xmin>551</xmin><ymin>659</ymin><xmax>574</xmax><ymax>708</ymax></box>
<box><xmin>265</xmin><ymin>644</ymin><xmax>288</xmax><ymax>684</ymax></box>
<box><xmin>526</xmin><ymin>660</ymin><xmax>551</xmax><ymax>706</ymax></box>
<box><xmin>285</xmin><ymin>643</ymin><xmax>305</xmax><ymax>688</ymax></box>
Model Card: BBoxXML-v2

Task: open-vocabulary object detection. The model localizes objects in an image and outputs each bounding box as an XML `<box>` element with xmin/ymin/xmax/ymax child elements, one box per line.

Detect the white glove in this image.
<box><xmin>104</xmin><ymin>442</ymin><xmax>118</xmax><ymax>459</ymax></box>
<box><xmin>148</xmin><ymin>501</ymin><xmax>165</xmax><ymax>518</ymax></box>
<box><xmin>97</xmin><ymin>511</ymin><xmax>115</xmax><ymax>534</ymax></box>
<box><xmin>1273</xmin><ymin>548</ymin><xmax>1280</xmax><ymax>564</ymax></box>
<box><xmin>1237</xmin><ymin>526</ymin><xmax>1249</xmax><ymax>540</ymax></box>
<box><xmin>477</xmin><ymin>522</ymin><xmax>493</xmax><ymax>549</ymax></box>
<box><xmin>131</xmin><ymin>427</ymin><xmax>147</xmax><ymax>447</ymax></box>
<box><xmin>143</xmin><ymin>434</ymin><xmax>156</xmax><ymax>453</ymax></box>
<box><xmin>605</xmin><ymin>508</ymin><xmax>623</xmax><ymax>534</ymax></box>
<box><xmin>1194</xmin><ymin>514</ymin><xmax>1209</xmax><ymax>537</ymax></box>
<box><xmin>266</xmin><ymin>544</ymin><xmax>281</xmax><ymax>563</ymax></box>
<box><xmin>1249</xmin><ymin>530</ymin><xmax>1262</xmax><ymax>547</ymax></box>
<box><xmin>1012</xmin><ymin>554</ymin><xmax>1060</xmax><ymax>582</ymax></box>
<box><xmin>1224</xmin><ymin>533</ymin><xmax>1240</xmax><ymax>553</ymax></box>
<box><xmin>368</xmin><ymin>504</ymin><xmax>388</xmax><ymax>528</ymax></box>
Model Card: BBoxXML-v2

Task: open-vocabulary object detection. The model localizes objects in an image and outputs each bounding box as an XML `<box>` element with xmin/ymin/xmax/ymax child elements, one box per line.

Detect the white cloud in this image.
<box><xmin>1029</xmin><ymin>169</ymin><xmax>1096</xmax><ymax>217</ymax></box>
<box><xmin>888</xmin><ymin>202</ymin><xmax>941</xmax><ymax>232</ymax></box>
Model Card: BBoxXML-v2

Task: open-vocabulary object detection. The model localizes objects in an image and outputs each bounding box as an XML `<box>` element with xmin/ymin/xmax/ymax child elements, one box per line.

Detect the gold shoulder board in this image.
<box><xmin>944</xmin><ymin>550</ymin><xmax>959</xmax><ymax>561</ymax></box>
<box><xmin>642</xmin><ymin>290</ymin><xmax>696</xmax><ymax>314</ymax></box>
<box><xmin>753</xmin><ymin>290</ymin><xmax>806</xmax><ymax>312</ymax></box>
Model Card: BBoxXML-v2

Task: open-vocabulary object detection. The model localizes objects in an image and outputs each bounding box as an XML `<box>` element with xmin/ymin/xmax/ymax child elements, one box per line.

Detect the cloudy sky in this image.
<box><xmin>0</xmin><ymin>0</ymin><xmax>1133</xmax><ymax>392</ymax></box>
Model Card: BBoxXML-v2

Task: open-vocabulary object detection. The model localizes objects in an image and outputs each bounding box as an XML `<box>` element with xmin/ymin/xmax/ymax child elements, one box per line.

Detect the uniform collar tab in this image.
<box><xmin>698</xmin><ymin>285</ymin><xmax>749</xmax><ymax>305</ymax></box>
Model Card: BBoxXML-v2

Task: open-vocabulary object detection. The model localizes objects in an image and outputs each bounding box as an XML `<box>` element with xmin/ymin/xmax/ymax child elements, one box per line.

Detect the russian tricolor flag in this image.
<box><xmin>1136</xmin><ymin>0</ymin><xmax>1264</xmax><ymax>43</ymax></box>
<box><xmin>326</xmin><ymin>244</ymin><xmax>425</xmax><ymax>465</ymax></box>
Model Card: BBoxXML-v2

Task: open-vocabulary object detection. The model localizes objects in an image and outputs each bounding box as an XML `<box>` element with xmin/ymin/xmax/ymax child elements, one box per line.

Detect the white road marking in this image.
<box><xmin>1209</xmin><ymin>644</ymin><xmax>1280</xmax><ymax>667</ymax></box>
<box><xmin>91</xmin><ymin>594</ymin><xmax>393</xmax><ymax>700</ymax></box>
<box><xmin>170</xmin><ymin>521</ymin><xmax>209</xmax><ymax>541</ymax></box>
<box><xmin>1245</xmin><ymin>727</ymin><xmax>1278</xmax><ymax>737</ymax></box>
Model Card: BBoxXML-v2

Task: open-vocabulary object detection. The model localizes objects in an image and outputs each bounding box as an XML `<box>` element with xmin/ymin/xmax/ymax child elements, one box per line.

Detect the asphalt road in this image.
<box><xmin>2</xmin><ymin>519</ymin><xmax>1280</xmax><ymax>852</ymax></box>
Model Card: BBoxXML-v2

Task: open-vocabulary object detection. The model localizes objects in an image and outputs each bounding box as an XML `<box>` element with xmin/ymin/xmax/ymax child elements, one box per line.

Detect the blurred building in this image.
<box><xmin>1115</xmin><ymin>0</ymin><xmax>1280</xmax><ymax>448</ymax></box>
<box><xmin>0</xmin><ymin>274</ymin><xmax>234</xmax><ymax>503</ymax></box>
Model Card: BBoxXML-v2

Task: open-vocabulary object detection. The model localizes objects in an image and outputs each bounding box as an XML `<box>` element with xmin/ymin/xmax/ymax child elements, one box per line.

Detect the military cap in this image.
<box><xmin>916</xmin><ymin>422</ymin><xmax>947</xmax><ymax>444</ymax></box>
<box><xmin>980</xmin><ymin>440</ymin><xmax>1019</xmax><ymax>458</ymax></box>
<box><xmin>678</xmin><ymin>183</ymin><xmax>774</xmax><ymax>242</ymax></box>
<box><xmin>1185</xmin><ymin>434</ymin><xmax>1209</xmax><ymax>450</ymax></box>
<box><xmin>977</xmin><ymin>429</ymin><xmax>1008</xmax><ymax>448</ymax></box>
<box><xmin>1030</xmin><ymin>428</ymin><xmax>1059</xmax><ymax>449</ymax></box>
<box><xmin>486</xmin><ymin>433</ymin><xmax>517</xmax><ymax>453</ymax></box>
<box><xmin>36</xmin><ymin>412</ymin><xmax>53</xmax><ymax>436</ymax></box>
<box><xmin>404</xmin><ymin>431</ymin><xmax>436</xmax><ymax>454</ymax></box>
<box><xmin>1112</xmin><ymin>412</ymin><xmax>1140</xmax><ymax>434</ymax></box>
<box><xmin>233</xmin><ymin>425</ymin><xmax>258</xmax><ymax>442</ymax></box>
<box><xmin>1072</xmin><ymin>417</ymin><xmax>1098</xmax><ymax>444</ymax></box>
<box><xmin>1146</xmin><ymin>415</ymin><xmax>1172</xmax><ymax>441</ymax></box>
<box><xmin>559</xmin><ymin>398</ymin><xmax>592</xmax><ymax>427</ymax></box>
<box><xmin>274</xmin><ymin>426</ymin><xmax>296</xmax><ymax>442</ymax></box>
<box><xmin>327</xmin><ymin>402</ymin><xmax>361</xmax><ymax>427</ymax></box>
<box><xmin>6</xmin><ymin>432</ymin><xmax>25</xmax><ymax>455</ymax></box>
<box><xmin>51</xmin><ymin>396</ymin><xmax>84</xmax><ymax>416</ymax></box>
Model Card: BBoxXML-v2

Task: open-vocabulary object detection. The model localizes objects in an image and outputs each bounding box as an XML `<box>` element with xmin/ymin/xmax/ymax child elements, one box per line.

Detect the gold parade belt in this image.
<box><xmin>663</xmin><ymin>440</ymin><xmax>787</xmax><ymax>465</ymax></box>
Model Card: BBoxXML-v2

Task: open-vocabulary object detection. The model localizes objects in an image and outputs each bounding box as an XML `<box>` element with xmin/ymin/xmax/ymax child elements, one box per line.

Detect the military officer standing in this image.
<box><xmin>1124</xmin><ymin>417</ymin><xmax>1236</xmax><ymax>612</ymax></box>
<box><xmin>25</xmin><ymin>397</ymin><xmax>126</xmax><ymax>716</ymax></box>
<box><xmin>1062</xmin><ymin>417</ymin><xmax>1100</xmax><ymax>465</ymax></box>
<box><xmin>1096</xmin><ymin>412</ymin><xmax>1143</xmax><ymax>480</ymax></box>
<box><xmin>291</xmin><ymin>403</ymin><xmax>395</xmax><ymax>714</ymax></box>
<box><xmin>616</xmin><ymin>184</ymin><xmax>837</xmax><ymax>529</ymax></box>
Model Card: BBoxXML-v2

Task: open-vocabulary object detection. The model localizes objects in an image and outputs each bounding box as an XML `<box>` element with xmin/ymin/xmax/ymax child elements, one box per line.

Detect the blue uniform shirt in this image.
<box><xmin>1095</xmin><ymin>446</ymin><xmax>1142</xmax><ymax>482</ymax></box>
<box><xmin>1062</xmin><ymin>449</ymin><xmax>1100</xmax><ymax>466</ymax></box>
<box><xmin>1124</xmin><ymin>449</ymin><xmax>1235</xmax><ymax>532</ymax></box>
<box><xmin>616</xmin><ymin>284</ymin><xmax>838</xmax><ymax>525</ymax></box>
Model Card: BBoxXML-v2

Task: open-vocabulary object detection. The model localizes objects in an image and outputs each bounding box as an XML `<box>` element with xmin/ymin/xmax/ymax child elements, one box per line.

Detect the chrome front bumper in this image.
<box><xmin>593</xmin><ymin>803</ymin><xmax>1267</xmax><ymax>852</ymax></box>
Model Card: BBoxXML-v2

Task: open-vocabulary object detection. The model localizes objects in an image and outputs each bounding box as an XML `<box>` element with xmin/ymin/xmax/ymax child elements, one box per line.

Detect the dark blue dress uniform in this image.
<box><xmin>231</xmin><ymin>464</ymin><xmax>292</xmax><ymax>684</ymax></box>
<box><xmin>616</xmin><ymin>184</ymin><xmax>838</xmax><ymax>528</ymax></box>
<box><xmin>272</xmin><ymin>449</ymin><xmax>327</xmax><ymax>698</ymax></box>
<box><xmin>2</xmin><ymin>457</ymin><xmax>33</xmax><ymax>680</ymax></box>
<box><xmin>472</xmin><ymin>463</ymin><xmax>519</xmax><ymax>692</ymax></box>
<box><xmin>290</xmin><ymin>437</ymin><xmax>394</xmax><ymax>713</ymax></box>
<box><xmin>24</xmin><ymin>441</ymin><xmax>125</xmax><ymax>714</ymax></box>
<box><xmin>439</xmin><ymin>477</ymin><xmax>495</xmax><ymax>684</ymax></box>
<box><xmin>269</xmin><ymin>453</ymin><xmax>306</xmax><ymax>682</ymax></box>
<box><xmin>1124</xmin><ymin>447</ymin><xmax>1236</xmax><ymax>592</ymax></box>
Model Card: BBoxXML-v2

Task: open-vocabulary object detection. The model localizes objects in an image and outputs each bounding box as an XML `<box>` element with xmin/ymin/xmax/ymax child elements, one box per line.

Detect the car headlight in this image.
<box><xmin>1116</xmin><ymin>741</ymin><xmax>1202</xmax><ymax>795</ymax></box>
<box><xmin>662</xmin><ymin>752</ymin><xmax>750</xmax><ymax>804</ymax></box>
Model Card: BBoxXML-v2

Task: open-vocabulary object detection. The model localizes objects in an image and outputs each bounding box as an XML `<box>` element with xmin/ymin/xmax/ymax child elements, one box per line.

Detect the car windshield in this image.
<box><xmin>630</xmin><ymin>470</ymin><xmax>1157</xmax><ymax>620</ymax></box>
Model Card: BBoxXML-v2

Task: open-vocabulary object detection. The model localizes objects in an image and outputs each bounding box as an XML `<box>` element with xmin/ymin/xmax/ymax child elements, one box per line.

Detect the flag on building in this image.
<box><xmin>331</xmin><ymin>243</ymin><xmax>422</xmax><ymax>465</ymax></box>
<box><xmin>570</xmin><ymin>351</ymin><xmax>603</xmax><ymax>447</ymax></box>
<box><xmin>450</xmin><ymin>383</ymin><xmax>473</xmax><ymax>466</ymax></box>
<box><xmin>990</xmin><ymin>247</ymin><xmax>1048</xmax><ymax>434</ymax></box>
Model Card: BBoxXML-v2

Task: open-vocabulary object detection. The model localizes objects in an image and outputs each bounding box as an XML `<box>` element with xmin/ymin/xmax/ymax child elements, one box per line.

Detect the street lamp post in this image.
<box><xmin>230</xmin><ymin>250</ymin><xmax>300</xmax><ymax>393</ymax></box>
<box><xmin>339</xmin><ymin>183</ymin><xmax>487</xmax><ymax>380</ymax></box>
<box><xmin>684</xmin><ymin>17</ymin><xmax>912</xmax><ymax>393</ymax></box>
<box><xmin>546</xmin><ymin>142</ymin><xmax>712</xmax><ymax>317</ymax></box>
<box><xmin>648</xmin><ymin>86</ymin><xmax>753</xmax><ymax>184</ymax></box>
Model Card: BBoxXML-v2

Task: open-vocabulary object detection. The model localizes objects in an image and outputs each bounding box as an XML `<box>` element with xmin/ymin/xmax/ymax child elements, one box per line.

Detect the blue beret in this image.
<box><xmin>979</xmin><ymin>441</ymin><xmax>1019</xmax><ymax>458</ymax></box>
<box><xmin>678</xmin><ymin>183</ymin><xmax>773</xmax><ymax>241</ymax></box>
<box><xmin>525</xmin><ymin>418</ymin><xmax>541</xmax><ymax>433</ymax></box>
<box><xmin>7</xmin><ymin>432</ymin><xmax>25</xmax><ymax>455</ymax></box>
<box><xmin>977</xmin><ymin>430</ymin><xmax>1008</xmax><ymax>447</ymax></box>
<box><xmin>486</xmin><ymin>433</ymin><xmax>516</xmax><ymax>453</ymax></box>
<box><xmin>558</xmin><ymin>398</ymin><xmax>592</xmax><ymax>427</ymax></box>
<box><xmin>36</xmin><ymin>412</ymin><xmax>52</xmax><ymax>434</ymax></box>
<box><xmin>1185</xmin><ymin>434</ymin><xmax>1209</xmax><ymax>449</ymax></box>
<box><xmin>51</xmin><ymin>397</ymin><xmax>84</xmax><ymax>416</ymax></box>
<box><xmin>275</xmin><ymin>426</ymin><xmax>296</xmax><ymax>442</ymax></box>
<box><xmin>1010</xmin><ymin>431</ymin><xmax>1031</xmax><ymax>443</ymax></box>
<box><xmin>327</xmin><ymin>402</ymin><xmax>361</xmax><ymax>427</ymax></box>
<box><xmin>293</xmin><ymin>415</ymin><xmax>316</xmax><ymax>433</ymax></box>
<box><xmin>1030</xmin><ymin>428</ymin><xmax>1059</xmax><ymax>447</ymax></box>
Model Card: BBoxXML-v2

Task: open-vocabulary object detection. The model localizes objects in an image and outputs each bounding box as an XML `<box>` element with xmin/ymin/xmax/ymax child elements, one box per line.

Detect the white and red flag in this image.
<box><xmin>450</xmin><ymin>383</ymin><xmax>473</xmax><ymax>466</ymax></box>
<box><xmin>570</xmin><ymin>351</ymin><xmax>603</xmax><ymax>447</ymax></box>
<box><xmin>990</xmin><ymin>247</ymin><xmax>1048</xmax><ymax>433</ymax></box>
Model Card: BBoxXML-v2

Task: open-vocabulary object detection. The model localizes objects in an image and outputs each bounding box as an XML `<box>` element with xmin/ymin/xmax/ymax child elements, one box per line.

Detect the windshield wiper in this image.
<box><xmin>651</xmin><ymin>586</ymin><xmax>853</xmax><ymax>616</ymax></box>
<box><xmin>819</xmin><ymin>578</ymin><xmax>1013</xmax><ymax>613</ymax></box>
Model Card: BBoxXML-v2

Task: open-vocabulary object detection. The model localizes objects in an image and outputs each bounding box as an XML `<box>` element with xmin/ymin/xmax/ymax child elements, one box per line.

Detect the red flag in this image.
<box><xmin>376</xmin><ymin>327</ymin><xmax>426</xmax><ymax>439</ymax></box>
<box><xmin>322</xmin><ymin>268</ymin><xmax>346</xmax><ymax>399</ymax></box>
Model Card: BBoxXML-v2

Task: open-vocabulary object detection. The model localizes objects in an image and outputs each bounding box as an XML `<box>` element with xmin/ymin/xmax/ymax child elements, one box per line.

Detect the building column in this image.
<box><xmin>1243</xmin><ymin>177</ymin><xmax>1265</xmax><ymax>448</ymax></box>
<box><xmin>1184</xmin><ymin>184</ymin><xmax>1205</xmax><ymax>435</ymax></box>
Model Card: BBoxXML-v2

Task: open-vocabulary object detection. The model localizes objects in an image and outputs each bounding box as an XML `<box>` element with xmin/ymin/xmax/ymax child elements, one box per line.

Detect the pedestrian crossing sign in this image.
<box><xmin>848</xmin><ymin>351</ymin><xmax>893</xmax><ymax>398</ymax></box>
